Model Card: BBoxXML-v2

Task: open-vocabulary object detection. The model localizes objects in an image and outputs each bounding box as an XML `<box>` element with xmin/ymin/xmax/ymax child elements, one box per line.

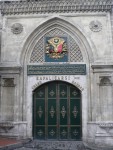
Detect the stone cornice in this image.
<box><xmin>0</xmin><ymin>0</ymin><xmax>113</xmax><ymax>15</ymax></box>
<box><xmin>0</xmin><ymin>66</ymin><xmax>22</xmax><ymax>74</ymax></box>
<box><xmin>91</xmin><ymin>64</ymin><xmax>113</xmax><ymax>73</ymax></box>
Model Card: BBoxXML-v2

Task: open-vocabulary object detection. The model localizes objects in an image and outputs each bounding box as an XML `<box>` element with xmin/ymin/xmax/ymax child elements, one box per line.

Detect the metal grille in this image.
<box><xmin>30</xmin><ymin>37</ymin><xmax>44</xmax><ymax>63</ymax></box>
<box><xmin>69</xmin><ymin>39</ymin><xmax>83</xmax><ymax>62</ymax></box>
<box><xmin>30</xmin><ymin>28</ymin><xmax>83</xmax><ymax>63</ymax></box>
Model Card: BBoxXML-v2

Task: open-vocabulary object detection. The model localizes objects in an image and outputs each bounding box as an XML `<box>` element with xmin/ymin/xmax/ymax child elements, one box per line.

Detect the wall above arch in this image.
<box><xmin>21</xmin><ymin>17</ymin><xmax>95</xmax><ymax>65</ymax></box>
<box><xmin>30</xmin><ymin>28</ymin><xmax>84</xmax><ymax>63</ymax></box>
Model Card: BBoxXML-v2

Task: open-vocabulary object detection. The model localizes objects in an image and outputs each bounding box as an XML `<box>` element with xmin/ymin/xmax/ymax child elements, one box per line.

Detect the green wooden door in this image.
<box><xmin>33</xmin><ymin>81</ymin><xmax>82</xmax><ymax>140</ymax></box>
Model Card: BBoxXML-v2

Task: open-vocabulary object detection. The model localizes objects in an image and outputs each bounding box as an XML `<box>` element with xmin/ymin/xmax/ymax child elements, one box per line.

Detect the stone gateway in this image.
<box><xmin>0</xmin><ymin>0</ymin><xmax>113</xmax><ymax>149</ymax></box>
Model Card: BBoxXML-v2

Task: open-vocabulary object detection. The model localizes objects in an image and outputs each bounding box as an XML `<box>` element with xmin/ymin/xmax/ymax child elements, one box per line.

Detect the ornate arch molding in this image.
<box><xmin>32</xmin><ymin>80</ymin><xmax>84</xmax><ymax>92</ymax></box>
<box><xmin>21</xmin><ymin>17</ymin><xmax>95</xmax><ymax>65</ymax></box>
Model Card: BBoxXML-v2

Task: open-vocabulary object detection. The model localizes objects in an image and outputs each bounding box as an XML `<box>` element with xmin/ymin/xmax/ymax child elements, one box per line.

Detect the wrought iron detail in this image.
<box><xmin>61</xmin><ymin>90</ymin><xmax>66</xmax><ymax>96</ymax></box>
<box><xmin>37</xmin><ymin>106</ymin><xmax>43</xmax><ymax>118</ymax></box>
<box><xmin>49</xmin><ymin>90</ymin><xmax>55</xmax><ymax>97</ymax></box>
<box><xmin>34</xmin><ymin>82</ymin><xmax>82</xmax><ymax>140</ymax></box>
<box><xmin>72</xmin><ymin>106</ymin><xmax>78</xmax><ymax>118</ymax></box>
<box><xmin>61</xmin><ymin>106</ymin><xmax>66</xmax><ymax>118</ymax></box>
<box><xmin>72</xmin><ymin>90</ymin><xmax>78</xmax><ymax>96</ymax></box>
<box><xmin>49</xmin><ymin>106</ymin><xmax>55</xmax><ymax>118</ymax></box>
<box><xmin>38</xmin><ymin>91</ymin><xmax>44</xmax><ymax>97</ymax></box>
<box><xmin>37</xmin><ymin>130</ymin><xmax>43</xmax><ymax>137</ymax></box>
<box><xmin>49</xmin><ymin>129</ymin><xmax>55</xmax><ymax>136</ymax></box>
<box><xmin>73</xmin><ymin>130</ymin><xmax>78</xmax><ymax>136</ymax></box>
<box><xmin>61</xmin><ymin>130</ymin><xmax>67</xmax><ymax>137</ymax></box>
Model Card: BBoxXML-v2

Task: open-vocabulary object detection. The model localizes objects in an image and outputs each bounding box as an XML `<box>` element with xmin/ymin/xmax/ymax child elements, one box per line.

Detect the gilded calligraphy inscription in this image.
<box><xmin>36</xmin><ymin>76</ymin><xmax>71</xmax><ymax>81</ymax></box>
<box><xmin>32</xmin><ymin>76</ymin><xmax>84</xmax><ymax>91</ymax></box>
<box><xmin>27</xmin><ymin>64</ymin><xmax>86</xmax><ymax>75</ymax></box>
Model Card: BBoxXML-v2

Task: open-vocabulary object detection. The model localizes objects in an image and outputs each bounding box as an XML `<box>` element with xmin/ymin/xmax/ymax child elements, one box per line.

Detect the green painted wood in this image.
<box><xmin>48</xmin><ymin>127</ymin><xmax>57</xmax><ymax>139</ymax></box>
<box><xmin>70</xmin><ymin>99</ymin><xmax>80</xmax><ymax>125</ymax></box>
<box><xmin>60</xmin><ymin>99</ymin><xmax>67</xmax><ymax>125</ymax></box>
<box><xmin>33</xmin><ymin>81</ymin><xmax>82</xmax><ymax>140</ymax></box>
<box><xmin>48</xmin><ymin>99</ymin><xmax>56</xmax><ymax>125</ymax></box>
<box><xmin>60</xmin><ymin>127</ymin><xmax>68</xmax><ymax>139</ymax></box>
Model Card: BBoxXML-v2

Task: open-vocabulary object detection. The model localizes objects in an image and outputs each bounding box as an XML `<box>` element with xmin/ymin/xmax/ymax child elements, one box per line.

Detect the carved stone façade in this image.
<box><xmin>0</xmin><ymin>0</ymin><xmax>113</xmax><ymax>149</ymax></box>
<box><xmin>0</xmin><ymin>0</ymin><xmax>112</xmax><ymax>15</ymax></box>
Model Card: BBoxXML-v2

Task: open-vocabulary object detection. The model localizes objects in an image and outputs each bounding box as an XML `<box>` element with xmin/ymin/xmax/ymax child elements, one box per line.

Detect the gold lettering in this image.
<box><xmin>55</xmin><ymin>76</ymin><xmax>57</xmax><ymax>80</ymax></box>
<box><xmin>46</xmin><ymin>77</ymin><xmax>48</xmax><ymax>80</ymax></box>
<box><xmin>40</xmin><ymin>77</ymin><xmax>42</xmax><ymax>80</ymax></box>
<box><xmin>61</xmin><ymin>76</ymin><xmax>64</xmax><ymax>80</ymax></box>
<box><xmin>43</xmin><ymin>76</ymin><xmax>45</xmax><ymax>80</ymax></box>
<box><xmin>49</xmin><ymin>76</ymin><xmax>51</xmax><ymax>80</ymax></box>
<box><xmin>65</xmin><ymin>76</ymin><xmax>67</xmax><ymax>80</ymax></box>
<box><xmin>58</xmin><ymin>76</ymin><xmax>60</xmax><ymax>80</ymax></box>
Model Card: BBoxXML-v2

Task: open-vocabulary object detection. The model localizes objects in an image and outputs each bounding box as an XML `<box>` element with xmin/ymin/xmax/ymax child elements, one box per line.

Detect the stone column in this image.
<box><xmin>111</xmin><ymin>5</ymin><xmax>113</xmax><ymax>45</ymax></box>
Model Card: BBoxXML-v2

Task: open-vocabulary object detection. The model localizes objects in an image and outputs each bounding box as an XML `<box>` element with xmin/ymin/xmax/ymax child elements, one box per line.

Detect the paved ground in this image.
<box><xmin>0</xmin><ymin>138</ymin><xmax>113</xmax><ymax>150</ymax></box>
<box><xmin>0</xmin><ymin>138</ymin><xmax>86</xmax><ymax>150</ymax></box>
<box><xmin>0</xmin><ymin>138</ymin><xmax>21</xmax><ymax>147</ymax></box>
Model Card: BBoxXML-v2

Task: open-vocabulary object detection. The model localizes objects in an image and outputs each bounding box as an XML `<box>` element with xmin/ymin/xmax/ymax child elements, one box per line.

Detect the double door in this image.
<box><xmin>33</xmin><ymin>81</ymin><xmax>82</xmax><ymax>140</ymax></box>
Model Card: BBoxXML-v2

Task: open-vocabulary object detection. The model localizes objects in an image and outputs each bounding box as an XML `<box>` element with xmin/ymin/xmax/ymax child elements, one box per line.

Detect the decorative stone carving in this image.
<box><xmin>30</xmin><ymin>28</ymin><xmax>83</xmax><ymax>63</ymax></box>
<box><xmin>0</xmin><ymin>0</ymin><xmax>112</xmax><ymax>15</ymax></box>
<box><xmin>2</xmin><ymin>78</ymin><xmax>15</xmax><ymax>87</ymax></box>
<box><xmin>99</xmin><ymin>123</ymin><xmax>113</xmax><ymax>133</ymax></box>
<box><xmin>89</xmin><ymin>21</ymin><xmax>102</xmax><ymax>32</ymax></box>
<box><xmin>100</xmin><ymin>77</ymin><xmax>111</xmax><ymax>86</ymax></box>
<box><xmin>11</xmin><ymin>23</ymin><xmax>23</xmax><ymax>34</ymax></box>
<box><xmin>0</xmin><ymin>122</ymin><xmax>14</xmax><ymax>133</ymax></box>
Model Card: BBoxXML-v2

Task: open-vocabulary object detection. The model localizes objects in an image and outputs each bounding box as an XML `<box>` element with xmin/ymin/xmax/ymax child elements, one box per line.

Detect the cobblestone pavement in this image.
<box><xmin>1</xmin><ymin>139</ymin><xmax>113</xmax><ymax>150</ymax></box>
<box><xmin>18</xmin><ymin>141</ymin><xmax>86</xmax><ymax>150</ymax></box>
<box><xmin>0</xmin><ymin>140</ymin><xmax>87</xmax><ymax>150</ymax></box>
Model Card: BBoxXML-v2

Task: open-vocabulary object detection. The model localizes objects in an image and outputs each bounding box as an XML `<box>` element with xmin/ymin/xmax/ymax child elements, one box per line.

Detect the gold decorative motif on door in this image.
<box><xmin>33</xmin><ymin>81</ymin><xmax>82</xmax><ymax>140</ymax></box>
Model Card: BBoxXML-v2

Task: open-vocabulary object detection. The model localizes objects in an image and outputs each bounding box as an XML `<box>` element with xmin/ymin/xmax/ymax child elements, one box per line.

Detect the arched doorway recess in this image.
<box><xmin>21</xmin><ymin>17</ymin><xmax>95</xmax><ymax>141</ymax></box>
<box><xmin>33</xmin><ymin>81</ymin><xmax>82</xmax><ymax>140</ymax></box>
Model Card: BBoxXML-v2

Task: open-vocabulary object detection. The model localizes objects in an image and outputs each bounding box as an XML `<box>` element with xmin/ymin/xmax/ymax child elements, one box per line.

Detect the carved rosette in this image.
<box><xmin>2</xmin><ymin>78</ymin><xmax>15</xmax><ymax>87</ymax></box>
<box><xmin>89</xmin><ymin>21</ymin><xmax>102</xmax><ymax>32</ymax></box>
<box><xmin>11</xmin><ymin>23</ymin><xmax>23</xmax><ymax>34</ymax></box>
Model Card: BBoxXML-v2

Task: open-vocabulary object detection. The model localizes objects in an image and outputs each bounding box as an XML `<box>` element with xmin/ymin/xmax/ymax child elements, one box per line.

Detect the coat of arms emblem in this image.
<box><xmin>45</xmin><ymin>37</ymin><xmax>68</xmax><ymax>61</ymax></box>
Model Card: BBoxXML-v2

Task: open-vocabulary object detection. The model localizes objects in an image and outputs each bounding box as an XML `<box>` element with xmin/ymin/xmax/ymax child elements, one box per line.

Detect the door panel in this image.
<box><xmin>70</xmin><ymin>99</ymin><xmax>80</xmax><ymax>125</ymax></box>
<box><xmin>36</xmin><ymin>126</ymin><xmax>45</xmax><ymax>139</ymax></box>
<box><xmin>48</xmin><ymin>127</ymin><xmax>57</xmax><ymax>139</ymax></box>
<box><xmin>70</xmin><ymin>127</ymin><xmax>81</xmax><ymax>140</ymax></box>
<box><xmin>48</xmin><ymin>99</ymin><xmax>56</xmax><ymax>125</ymax></box>
<box><xmin>60</xmin><ymin>99</ymin><xmax>67</xmax><ymax>125</ymax></box>
<box><xmin>33</xmin><ymin>81</ymin><xmax>82</xmax><ymax>140</ymax></box>
<box><xmin>60</xmin><ymin>127</ymin><xmax>68</xmax><ymax>139</ymax></box>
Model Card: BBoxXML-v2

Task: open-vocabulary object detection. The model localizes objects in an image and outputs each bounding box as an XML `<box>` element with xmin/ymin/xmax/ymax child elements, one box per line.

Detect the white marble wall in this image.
<box><xmin>0</xmin><ymin>10</ymin><xmax>113</xmax><ymax>148</ymax></box>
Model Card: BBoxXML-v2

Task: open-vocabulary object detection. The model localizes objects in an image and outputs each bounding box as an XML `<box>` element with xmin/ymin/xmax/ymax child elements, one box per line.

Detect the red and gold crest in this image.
<box><xmin>45</xmin><ymin>37</ymin><xmax>68</xmax><ymax>59</ymax></box>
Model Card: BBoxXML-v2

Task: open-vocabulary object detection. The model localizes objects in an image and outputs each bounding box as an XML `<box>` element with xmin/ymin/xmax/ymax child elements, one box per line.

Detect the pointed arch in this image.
<box><xmin>20</xmin><ymin>16</ymin><xmax>95</xmax><ymax>65</ymax></box>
